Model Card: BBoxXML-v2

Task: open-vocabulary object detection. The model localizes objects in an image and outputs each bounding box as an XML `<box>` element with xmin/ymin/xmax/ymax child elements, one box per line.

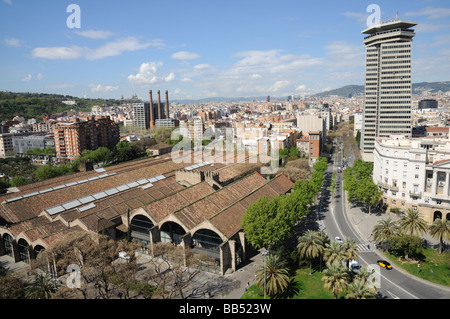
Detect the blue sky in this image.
<box><xmin>1</xmin><ymin>0</ymin><xmax>450</xmax><ymax>100</ymax></box>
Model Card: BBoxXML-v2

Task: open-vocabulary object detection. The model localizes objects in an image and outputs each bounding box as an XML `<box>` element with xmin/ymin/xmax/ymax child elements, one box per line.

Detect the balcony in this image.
<box><xmin>409</xmin><ymin>190</ymin><xmax>422</xmax><ymax>197</ymax></box>
<box><xmin>390</xmin><ymin>185</ymin><xmax>399</xmax><ymax>192</ymax></box>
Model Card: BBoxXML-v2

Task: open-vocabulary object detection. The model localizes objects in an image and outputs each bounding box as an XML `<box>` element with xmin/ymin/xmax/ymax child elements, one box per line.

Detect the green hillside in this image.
<box><xmin>0</xmin><ymin>91</ymin><xmax>137</xmax><ymax>122</ymax></box>
<box><xmin>315</xmin><ymin>81</ymin><xmax>450</xmax><ymax>97</ymax></box>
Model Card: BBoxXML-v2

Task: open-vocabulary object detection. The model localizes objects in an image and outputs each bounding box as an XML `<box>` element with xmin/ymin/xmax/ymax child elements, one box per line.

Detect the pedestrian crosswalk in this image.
<box><xmin>357</xmin><ymin>243</ymin><xmax>371</xmax><ymax>252</ymax></box>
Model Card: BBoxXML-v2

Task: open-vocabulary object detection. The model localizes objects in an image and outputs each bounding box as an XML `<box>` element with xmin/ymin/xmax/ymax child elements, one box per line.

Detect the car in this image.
<box><xmin>377</xmin><ymin>260</ymin><xmax>392</xmax><ymax>269</ymax></box>
<box><xmin>335</xmin><ymin>236</ymin><xmax>343</xmax><ymax>243</ymax></box>
<box><xmin>349</xmin><ymin>260</ymin><xmax>361</xmax><ymax>274</ymax></box>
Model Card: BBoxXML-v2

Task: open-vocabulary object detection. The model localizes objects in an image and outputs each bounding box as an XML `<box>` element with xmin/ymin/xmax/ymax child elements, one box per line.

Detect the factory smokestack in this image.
<box><xmin>165</xmin><ymin>90</ymin><xmax>169</xmax><ymax>119</ymax></box>
<box><xmin>157</xmin><ymin>90</ymin><xmax>162</xmax><ymax>120</ymax></box>
<box><xmin>149</xmin><ymin>90</ymin><xmax>154</xmax><ymax>128</ymax></box>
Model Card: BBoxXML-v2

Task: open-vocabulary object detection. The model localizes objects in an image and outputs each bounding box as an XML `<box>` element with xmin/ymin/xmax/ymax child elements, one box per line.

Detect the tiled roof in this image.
<box><xmin>174</xmin><ymin>173</ymin><xmax>268</xmax><ymax>231</ymax></box>
<box><xmin>210</xmin><ymin>174</ymin><xmax>293</xmax><ymax>238</ymax></box>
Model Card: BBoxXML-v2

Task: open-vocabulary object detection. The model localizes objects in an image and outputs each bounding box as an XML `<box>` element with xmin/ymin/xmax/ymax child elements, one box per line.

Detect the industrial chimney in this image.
<box><xmin>165</xmin><ymin>90</ymin><xmax>169</xmax><ymax>119</ymax></box>
<box><xmin>149</xmin><ymin>90</ymin><xmax>154</xmax><ymax>128</ymax></box>
<box><xmin>157</xmin><ymin>90</ymin><xmax>162</xmax><ymax>120</ymax></box>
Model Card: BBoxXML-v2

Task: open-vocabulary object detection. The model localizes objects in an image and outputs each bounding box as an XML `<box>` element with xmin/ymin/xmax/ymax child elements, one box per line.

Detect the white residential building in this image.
<box><xmin>373</xmin><ymin>135</ymin><xmax>450</xmax><ymax>224</ymax></box>
<box><xmin>360</xmin><ymin>20</ymin><xmax>417</xmax><ymax>162</ymax></box>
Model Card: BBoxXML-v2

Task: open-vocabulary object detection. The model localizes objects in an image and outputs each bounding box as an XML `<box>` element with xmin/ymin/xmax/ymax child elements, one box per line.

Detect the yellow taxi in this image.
<box><xmin>377</xmin><ymin>260</ymin><xmax>392</xmax><ymax>269</ymax></box>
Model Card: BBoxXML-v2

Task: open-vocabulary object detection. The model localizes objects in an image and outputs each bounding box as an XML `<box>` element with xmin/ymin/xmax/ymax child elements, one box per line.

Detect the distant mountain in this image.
<box><xmin>315</xmin><ymin>81</ymin><xmax>450</xmax><ymax>97</ymax></box>
<box><xmin>314</xmin><ymin>85</ymin><xmax>364</xmax><ymax>98</ymax></box>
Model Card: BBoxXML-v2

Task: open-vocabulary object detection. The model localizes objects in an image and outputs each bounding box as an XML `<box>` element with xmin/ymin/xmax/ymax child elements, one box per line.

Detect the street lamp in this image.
<box><xmin>261</xmin><ymin>249</ymin><xmax>269</xmax><ymax>299</ymax></box>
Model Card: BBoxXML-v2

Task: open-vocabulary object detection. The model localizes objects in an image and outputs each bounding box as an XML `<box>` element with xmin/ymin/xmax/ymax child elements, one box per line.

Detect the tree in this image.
<box><xmin>297</xmin><ymin>230</ymin><xmax>324</xmax><ymax>275</ymax></box>
<box><xmin>321</xmin><ymin>263</ymin><xmax>349</xmax><ymax>299</ymax></box>
<box><xmin>428</xmin><ymin>218</ymin><xmax>450</xmax><ymax>254</ymax></box>
<box><xmin>345</xmin><ymin>279</ymin><xmax>376</xmax><ymax>299</ymax></box>
<box><xmin>0</xmin><ymin>178</ymin><xmax>10</xmax><ymax>194</ymax></box>
<box><xmin>241</xmin><ymin>196</ymin><xmax>294</xmax><ymax>249</ymax></box>
<box><xmin>390</xmin><ymin>234</ymin><xmax>423</xmax><ymax>259</ymax></box>
<box><xmin>10</xmin><ymin>175</ymin><xmax>29</xmax><ymax>187</ymax></box>
<box><xmin>255</xmin><ymin>254</ymin><xmax>290</xmax><ymax>298</ymax></box>
<box><xmin>25</xmin><ymin>274</ymin><xmax>56</xmax><ymax>299</ymax></box>
<box><xmin>323</xmin><ymin>241</ymin><xmax>344</xmax><ymax>266</ymax></box>
<box><xmin>341</xmin><ymin>237</ymin><xmax>359</xmax><ymax>269</ymax></box>
<box><xmin>372</xmin><ymin>218</ymin><xmax>398</xmax><ymax>250</ymax></box>
<box><xmin>0</xmin><ymin>268</ymin><xmax>26</xmax><ymax>299</ymax></box>
<box><xmin>354</xmin><ymin>178</ymin><xmax>383</xmax><ymax>215</ymax></box>
<box><xmin>398</xmin><ymin>208</ymin><xmax>428</xmax><ymax>237</ymax></box>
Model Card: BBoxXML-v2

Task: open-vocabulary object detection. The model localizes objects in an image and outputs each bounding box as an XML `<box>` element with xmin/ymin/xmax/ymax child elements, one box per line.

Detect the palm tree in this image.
<box><xmin>354</xmin><ymin>266</ymin><xmax>377</xmax><ymax>287</ymax></box>
<box><xmin>429</xmin><ymin>218</ymin><xmax>450</xmax><ymax>254</ymax></box>
<box><xmin>323</xmin><ymin>241</ymin><xmax>344</xmax><ymax>266</ymax></box>
<box><xmin>297</xmin><ymin>230</ymin><xmax>324</xmax><ymax>275</ymax></box>
<box><xmin>342</xmin><ymin>237</ymin><xmax>359</xmax><ymax>268</ymax></box>
<box><xmin>345</xmin><ymin>279</ymin><xmax>376</xmax><ymax>299</ymax></box>
<box><xmin>398</xmin><ymin>208</ymin><xmax>428</xmax><ymax>237</ymax></box>
<box><xmin>255</xmin><ymin>254</ymin><xmax>290</xmax><ymax>298</ymax></box>
<box><xmin>372</xmin><ymin>218</ymin><xmax>398</xmax><ymax>250</ymax></box>
<box><xmin>25</xmin><ymin>274</ymin><xmax>56</xmax><ymax>299</ymax></box>
<box><xmin>321</xmin><ymin>263</ymin><xmax>349</xmax><ymax>299</ymax></box>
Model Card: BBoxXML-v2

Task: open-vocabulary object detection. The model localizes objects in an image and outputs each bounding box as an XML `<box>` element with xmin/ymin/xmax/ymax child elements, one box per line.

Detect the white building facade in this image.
<box><xmin>373</xmin><ymin>135</ymin><xmax>450</xmax><ymax>224</ymax></box>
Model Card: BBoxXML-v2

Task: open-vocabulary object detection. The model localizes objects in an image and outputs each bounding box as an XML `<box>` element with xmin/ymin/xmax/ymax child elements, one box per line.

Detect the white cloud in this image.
<box><xmin>194</xmin><ymin>64</ymin><xmax>210</xmax><ymax>70</ymax></box>
<box><xmin>74</xmin><ymin>30</ymin><xmax>114</xmax><ymax>39</ymax></box>
<box><xmin>128</xmin><ymin>62</ymin><xmax>176</xmax><ymax>85</ymax></box>
<box><xmin>295</xmin><ymin>84</ymin><xmax>307</xmax><ymax>91</ymax></box>
<box><xmin>3</xmin><ymin>0</ymin><xmax>12</xmax><ymax>5</ymax></box>
<box><xmin>4</xmin><ymin>38</ymin><xmax>22</xmax><ymax>47</ymax></box>
<box><xmin>85</xmin><ymin>37</ymin><xmax>154</xmax><ymax>60</ymax></box>
<box><xmin>165</xmin><ymin>72</ymin><xmax>176</xmax><ymax>82</ymax></box>
<box><xmin>128</xmin><ymin>62</ymin><xmax>162</xmax><ymax>84</ymax></box>
<box><xmin>90</xmin><ymin>84</ymin><xmax>119</xmax><ymax>93</ymax></box>
<box><xmin>341</xmin><ymin>11</ymin><xmax>368</xmax><ymax>26</ymax></box>
<box><xmin>171</xmin><ymin>51</ymin><xmax>201</xmax><ymax>60</ymax></box>
<box><xmin>405</xmin><ymin>6</ymin><xmax>450</xmax><ymax>20</ymax></box>
<box><xmin>36</xmin><ymin>73</ymin><xmax>43</xmax><ymax>80</ymax></box>
<box><xmin>32</xmin><ymin>46</ymin><xmax>86</xmax><ymax>60</ymax></box>
<box><xmin>22</xmin><ymin>74</ymin><xmax>32</xmax><ymax>82</ymax></box>
<box><xmin>32</xmin><ymin>37</ymin><xmax>157</xmax><ymax>60</ymax></box>
<box><xmin>269</xmin><ymin>80</ymin><xmax>290</xmax><ymax>93</ymax></box>
<box><xmin>180</xmin><ymin>77</ymin><xmax>193</xmax><ymax>82</ymax></box>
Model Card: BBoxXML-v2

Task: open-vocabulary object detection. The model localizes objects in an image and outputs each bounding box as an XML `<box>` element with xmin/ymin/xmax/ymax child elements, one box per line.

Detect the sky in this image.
<box><xmin>1</xmin><ymin>0</ymin><xmax>450</xmax><ymax>101</ymax></box>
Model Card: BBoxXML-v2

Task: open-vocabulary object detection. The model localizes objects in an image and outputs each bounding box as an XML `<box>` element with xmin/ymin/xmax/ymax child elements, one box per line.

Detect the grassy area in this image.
<box><xmin>383</xmin><ymin>249</ymin><xmax>450</xmax><ymax>287</ymax></box>
<box><xmin>241</xmin><ymin>267</ymin><xmax>342</xmax><ymax>299</ymax></box>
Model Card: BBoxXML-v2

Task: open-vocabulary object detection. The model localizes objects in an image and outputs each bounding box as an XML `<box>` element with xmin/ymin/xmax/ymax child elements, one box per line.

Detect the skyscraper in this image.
<box><xmin>360</xmin><ymin>20</ymin><xmax>417</xmax><ymax>162</ymax></box>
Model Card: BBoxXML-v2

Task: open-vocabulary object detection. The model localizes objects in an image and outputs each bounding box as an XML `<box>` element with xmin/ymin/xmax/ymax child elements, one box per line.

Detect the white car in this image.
<box><xmin>335</xmin><ymin>236</ymin><xmax>343</xmax><ymax>243</ymax></box>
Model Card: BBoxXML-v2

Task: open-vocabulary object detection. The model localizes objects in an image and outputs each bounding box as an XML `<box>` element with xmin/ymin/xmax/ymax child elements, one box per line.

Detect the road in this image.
<box><xmin>317</xmin><ymin>136</ymin><xmax>449</xmax><ymax>299</ymax></box>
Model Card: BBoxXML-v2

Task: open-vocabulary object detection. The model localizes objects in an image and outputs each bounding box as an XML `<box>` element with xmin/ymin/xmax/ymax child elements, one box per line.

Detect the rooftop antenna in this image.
<box><xmin>396</xmin><ymin>11</ymin><xmax>399</xmax><ymax>21</ymax></box>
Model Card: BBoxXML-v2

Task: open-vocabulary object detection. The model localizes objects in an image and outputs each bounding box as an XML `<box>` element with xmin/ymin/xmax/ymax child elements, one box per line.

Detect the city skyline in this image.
<box><xmin>1</xmin><ymin>0</ymin><xmax>450</xmax><ymax>100</ymax></box>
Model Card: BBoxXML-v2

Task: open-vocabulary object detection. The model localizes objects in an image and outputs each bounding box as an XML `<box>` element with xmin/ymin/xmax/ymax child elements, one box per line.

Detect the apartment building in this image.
<box><xmin>360</xmin><ymin>20</ymin><xmax>417</xmax><ymax>162</ymax></box>
<box><xmin>373</xmin><ymin>135</ymin><xmax>450</xmax><ymax>224</ymax></box>
<box><xmin>53</xmin><ymin>116</ymin><xmax>120</xmax><ymax>161</ymax></box>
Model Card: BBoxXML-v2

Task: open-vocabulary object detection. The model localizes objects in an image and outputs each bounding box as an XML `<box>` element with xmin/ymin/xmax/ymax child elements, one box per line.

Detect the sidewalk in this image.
<box><xmin>342</xmin><ymin>190</ymin><xmax>450</xmax><ymax>294</ymax></box>
<box><xmin>220</xmin><ymin>250</ymin><xmax>264</xmax><ymax>299</ymax></box>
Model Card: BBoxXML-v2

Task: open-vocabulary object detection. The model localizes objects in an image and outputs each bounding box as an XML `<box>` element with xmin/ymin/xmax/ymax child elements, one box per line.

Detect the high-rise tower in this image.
<box><xmin>360</xmin><ymin>20</ymin><xmax>417</xmax><ymax>162</ymax></box>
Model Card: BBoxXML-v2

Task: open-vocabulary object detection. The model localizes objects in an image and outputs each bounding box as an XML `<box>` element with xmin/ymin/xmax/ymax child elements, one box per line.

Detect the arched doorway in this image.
<box><xmin>130</xmin><ymin>215</ymin><xmax>154</xmax><ymax>239</ymax></box>
<box><xmin>17</xmin><ymin>238</ymin><xmax>30</xmax><ymax>263</ymax></box>
<box><xmin>446</xmin><ymin>213</ymin><xmax>450</xmax><ymax>222</ymax></box>
<box><xmin>33</xmin><ymin>245</ymin><xmax>45</xmax><ymax>259</ymax></box>
<box><xmin>192</xmin><ymin>229</ymin><xmax>222</xmax><ymax>251</ymax></box>
<box><xmin>433</xmin><ymin>211</ymin><xmax>442</xmax><ymax>222</ymax></box>
<box><xmin>160</xmin><ymin>222</ymin><xmax>186</xmax><ymax>245</ymax></box>
<box><xmin>130</xmin><ymin>215</ymin><xmax>154</xmax><ymax>253</ymax></box>
<box><xmin>192</xmin><ymin>229</ymin><xmax>223</xmax><ymax>274</ymax></box>
<box><xmin>2</xmin><ymin>234</ymin><xmax>13</xmax><ymax>257</ymax></box>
